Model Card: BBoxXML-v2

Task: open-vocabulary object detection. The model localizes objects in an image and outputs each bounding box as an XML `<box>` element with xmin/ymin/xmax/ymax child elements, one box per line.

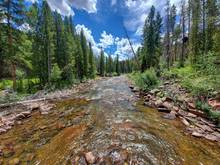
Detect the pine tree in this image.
<box><xmin>54</xmin><ymin>11</ymin><xmax>65</xmax><ymax>69</ymax></box>
<box><xmin>75</xmin><ymin>37</ymin><xmax>84</xmax><ymax>80</ymax></box>
<box><xmin>0</xmin><ymin>0</ymin><xmax>25</xmax><ymax>90</ymax></box>
<box><xmin>116</xmin><ymin>54</ymin><xmax>120</xmax><ymax>76</ymax></box>
<box><xmin>88</xmin><ymin>42</ymin><xmax>95</xmax><ymax>78</ymax></box>
<box><xmin>40</xmin><ymin>0</ymin><xmax>55</xmax><ymax>84</ymax></box>
<box><xmin>190</xmin><ymin>0</ymin><xmax>201</xmax><ymax>64</ymax></box>
<box><xmin>99</xmin><ymin>49</ymin><xmax>105</xmax><ymax>77</ymax></box>
<box><xmin>206</xmin><ymin>0</ymin><xmax>218</xmax><ymax>52</ymax></box>
<box><xmin>80</xmin><ymin>30</ymin><xmax>88</xmax><ymax>78</ymax></box>
<box><xmin>165</xmin><ymin>0</ymin><xmax>171</xmax><ymax>69</ymax></box>
<box><xmin>170</xmin><ymin>4</ymin><xmax>177</xmax><ymax>65</ymax></box>
<box><xmin>142</xmin><ymin>6</ymin><xmax>162</xmax><ymax>71</ymax></box>
<box><xmin>180</xmin><ymin>0</ymin><xmax>187</xmax><ymax>67</ymax></box>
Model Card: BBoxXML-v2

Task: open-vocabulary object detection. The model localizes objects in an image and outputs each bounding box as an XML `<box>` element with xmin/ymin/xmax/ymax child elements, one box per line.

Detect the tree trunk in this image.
<box><xmin>12</xmin><ymin>63</ymin><xmax>16</xmax><ymax>91</ymax></box>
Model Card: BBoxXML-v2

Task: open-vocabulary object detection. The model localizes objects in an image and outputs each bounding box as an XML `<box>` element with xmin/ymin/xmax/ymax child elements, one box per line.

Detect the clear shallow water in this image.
<box><xmin>0</xmin><ymin>76</ymin><xmax>220</xmax><ymax>164</ymax></box>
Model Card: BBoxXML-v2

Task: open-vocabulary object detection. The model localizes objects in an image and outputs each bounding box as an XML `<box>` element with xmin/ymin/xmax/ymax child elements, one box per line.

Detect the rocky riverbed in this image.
<box><xmin>0</xmin><ymin>76</ymin><xmax>220</xmax><ymax>164</ymax></box>
<box><xmin>130</xmin><ymin>79</ymin><xmax>220</xmax><ymax>143</ymax></box>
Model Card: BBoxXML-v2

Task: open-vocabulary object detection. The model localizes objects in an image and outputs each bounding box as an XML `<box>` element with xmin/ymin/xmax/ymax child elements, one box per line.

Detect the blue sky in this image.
<box><xmin>28</xmin><ymin>0</ymin><xmax>182</xmax><ymax>59</ymax></box>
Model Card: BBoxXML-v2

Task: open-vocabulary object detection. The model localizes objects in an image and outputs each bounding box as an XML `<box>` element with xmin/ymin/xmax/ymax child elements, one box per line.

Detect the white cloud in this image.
<box><xmin>47</xmin><ymin>0</ymin><xmax>74</xmax><ymax>16</ymax></box>
<box><xmin>34</xmin><ymin>0</ymin><xmax>97</xmax><ymax>16</ymax></box>
<box><xmin>124</xmin><ymin>0</ymin><xmax>182</xmax><ymax>36</ymax></box>
<box><xmin>68</xmin><ymin>0</ymin><xmax>97</xmax><ymax>13</ymax></box>
<box><xmin>98</xmin><ymin>31</ymin><xmax>115</xmax><ymax>49</ymax></box>
<box><xmin>114</xmin><ymin>37</ymin><xmax>141</xmax><ymax>60</ymax></box>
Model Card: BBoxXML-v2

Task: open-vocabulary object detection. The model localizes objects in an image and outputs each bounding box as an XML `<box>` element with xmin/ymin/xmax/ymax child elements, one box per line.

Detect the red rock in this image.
<box><xmin>188</xmin><ymin>102</ymin><xmax>196</xmax><ymax>109</ymax></box>
<box><xmin>208</xmin><ymin>99</ymin><xmax>220</xmax><ymax>110</ymax></box>
<box><xmin>85</xmin><ymin>152</ymin><xmax>96</xmax><ymax>164</ymax></box>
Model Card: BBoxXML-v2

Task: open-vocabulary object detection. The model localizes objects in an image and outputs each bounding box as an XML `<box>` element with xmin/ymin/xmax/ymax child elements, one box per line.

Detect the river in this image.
<box><xmin>0</xmin><ymin>76</ymin><xmax>220</xmax><ymax>165</ymax></box>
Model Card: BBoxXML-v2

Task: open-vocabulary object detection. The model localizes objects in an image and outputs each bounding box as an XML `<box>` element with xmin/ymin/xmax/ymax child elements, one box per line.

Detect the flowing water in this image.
<box><xmin>0</xmin><ymin>76</ymin><xmax>220</xmax><ymax>165</ymax></box>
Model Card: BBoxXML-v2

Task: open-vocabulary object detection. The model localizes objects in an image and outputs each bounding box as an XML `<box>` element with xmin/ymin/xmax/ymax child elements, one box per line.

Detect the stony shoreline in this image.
<box><xmin>0</xmin><ymin>78</ymin><xmax>98</xmax><ymax>135</ymax></box>
<box><xmin>129</xmin><ymin>80</ymin><xmax>220</xmax><ymax>143</ymax></box>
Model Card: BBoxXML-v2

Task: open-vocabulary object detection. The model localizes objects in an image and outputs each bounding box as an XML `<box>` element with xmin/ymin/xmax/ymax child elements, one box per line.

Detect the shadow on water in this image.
<box><xmin>0</xmin><ymin>76</ymin><xmax>220</xmax><ymax>164</ymax></box>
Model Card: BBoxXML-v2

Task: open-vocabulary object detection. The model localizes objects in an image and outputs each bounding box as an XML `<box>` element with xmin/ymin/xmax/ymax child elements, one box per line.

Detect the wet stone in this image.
<box><xmin>192</xmin><ymin>132</ymin><xmax>203</xmax><ymax>138</ymax></box>
<box><xmin>85</xmin><ymin>152</ymin><xmax>96</xmax><ymax>164</ymax></box>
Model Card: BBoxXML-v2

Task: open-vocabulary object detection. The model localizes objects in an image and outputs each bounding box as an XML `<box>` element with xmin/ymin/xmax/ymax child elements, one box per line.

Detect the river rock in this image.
<box><xmin>158</xmin><ymin>107</ymin><xmax>171</xmax><ymax>113</ymax></box>
<box><xmin>29</xmin><ymin>103</ymin><xmax>40</xmax><ymax>111</ymax></box>
<box><xmin>187</xmin><ymin>102</ymin><xmax>196</xmax><ymax>109</ymax></box>
<box><xmin>15</xmin><ymin>113</ymin><xmax>26</xmax><ymax>120</ymax></box>
<box><xmin>56</xmin><ymin>122</ymin><xmax>66</xmax><ymax>130</ymax></box>
<box><xmin>0</xmin><ymin>128</ymin><xmax>7</xmax><ymax>134</ymax></box>
<box><xmin>85</xmin><ymin>152</ymin><xmax>96</xmax><ymax>164</ymax></box>
<box><xmin>149</xmin><ymin>89</ymin><xmax>160</xmax><ymax>95</ymax></box>
<box><xmin>22</xmin><ymin>111</ymin><xmax>31</xmax><ymax>117</ymax></box>
<box><xmin>204</xmin><ymin>134</ymin><xmax>218</xmax><ymax>141</ymax></box>
<box><xmin>181</xmin><ymin>118</ymin><xmax>190</xmax><ymax>126</ymax></box>
<box><xmin>162</xmin><ymin>102</ymin><xmax>173</xmax><ymax>110</ymax></box>
<box><xmin>192</xmin><ymin>131</ymin><xmax>203</xmax><ymax>138</ymax></box>
<box><xmin>163</xmin><ymin>111</ymin><xmax>176</xmax><ymax>120</ymax></box>
<box><xmin>195</xmin><ymin>123</ymin><xmax>213</xmax><ymax>132</ymax></box>
<box><xmin>155</xmin><ymin>100</ymin><xmax>163</xmax><ymax>107</ymax></box>
<box><xmin>8</xmin><ymin>158</ymin><xmax>20</xmax><ymax>165</ymax></box>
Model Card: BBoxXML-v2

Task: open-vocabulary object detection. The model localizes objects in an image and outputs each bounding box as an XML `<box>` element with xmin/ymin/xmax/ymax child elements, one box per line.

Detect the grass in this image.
<box><xmin>162</xmin><ymin>65</ymin><xmax>220</xmax><ymax>98</ymax></box>
<box><xmin>129</xmin><ymin>68</ymin><xmax>159</xmax><ymax>91</ymax></box>
<box><xmin>196</xmin><ymin>100</ymin><xmax>220</xmax><ymax>125</ymax></box>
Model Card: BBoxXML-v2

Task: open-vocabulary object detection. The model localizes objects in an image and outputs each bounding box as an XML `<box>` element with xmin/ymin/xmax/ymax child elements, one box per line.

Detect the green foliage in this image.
<box><xmin>51</xmin><ymin>64</ymin><xmax>62</xmax><ymax>83</ymax></box>
<box><xmin>141</xmin><ymin>6</ymin><xmax>162</xmax><ymax>71</ymax></box>
<box><xmin>162</xmin><ymin>62</ymin><xmax>219</xmax><ymax>97</ymax></box>
<box><xmin>99</xmin><ymin>49</ymin><xmax>105</xmax><ymax>77</ymax></box>
<box><xmin>130</xmin><ymin>69</ymin><xmax>159</xmax><ymax>91</ymax></box>
<box><xmin>196</xmin><ymin>100</ymin><xmax>220</xmax><ymax>124</ymax></box>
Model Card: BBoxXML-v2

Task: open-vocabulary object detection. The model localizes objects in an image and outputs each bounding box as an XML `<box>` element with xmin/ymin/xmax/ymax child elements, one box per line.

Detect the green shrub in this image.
<box><xmin>51</xmin><ymin>64</ymin><xmax>62</xmax><ymax>83</ymax></box>
<box><xmin>131</xmin><ymin>69</ymin><xmax>159</xmax><ymax>91</ymax></box>
<box><xmin>196</xmin><ymin>100</ymin><xmax>220</xmax><ymax>125</ymax></box>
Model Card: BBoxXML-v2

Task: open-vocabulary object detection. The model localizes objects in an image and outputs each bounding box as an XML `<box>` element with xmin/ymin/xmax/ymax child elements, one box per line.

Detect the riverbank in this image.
<box><xmin>0</xmin><ymin>78</ymin><xmax>99</xmax><ymax>135</ymax></box>
<box><xmin>129</xmin><ymin>78</ymin><xmax>220</xmax><ymax>143</ymax></box>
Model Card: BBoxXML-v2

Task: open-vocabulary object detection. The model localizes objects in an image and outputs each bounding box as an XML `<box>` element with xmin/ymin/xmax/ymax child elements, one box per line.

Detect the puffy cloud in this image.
<box><xmin>68</xmin><ymin>0</ymin><xmax>97</xmax><ymax>13</ymax></box>
<box><xmin>47</xmin><ymin>0</ymin><xmax>74</xmax><ymax>16</ymax></box>
<box><xmin>29</xmin><ymin>0</ymin><xmax>97</xmax><ymax>16</ymax></box>
<box><xmin>98</xmin><ymin>31</ymin><xmax>115</xmax><ymax>49</ymax></box>
<box><xmin>124</xmin><ymin>0</ymin><xmax>182</xmax><ymax>36</ymax></box>
<box><xmin>114</xmin><ymin>37</ymin><xmax>141</xmax><ymax>60</ymax></box>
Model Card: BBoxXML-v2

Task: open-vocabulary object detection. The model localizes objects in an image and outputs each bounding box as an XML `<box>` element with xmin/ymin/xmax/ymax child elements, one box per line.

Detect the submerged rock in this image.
<box><xmin>163</xmin><ymin>111</ymin><xmax>176</xmax><ymax>120</ymax></box>
<box><xmin>85</xmin><ymin>152</ymin><xmax>96</xmax><ymax>164</ymax></box>
<box><xmin>8</xmin><ymin>158</ymin><xmax>20</xmax><ymax>165</ymax></box>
